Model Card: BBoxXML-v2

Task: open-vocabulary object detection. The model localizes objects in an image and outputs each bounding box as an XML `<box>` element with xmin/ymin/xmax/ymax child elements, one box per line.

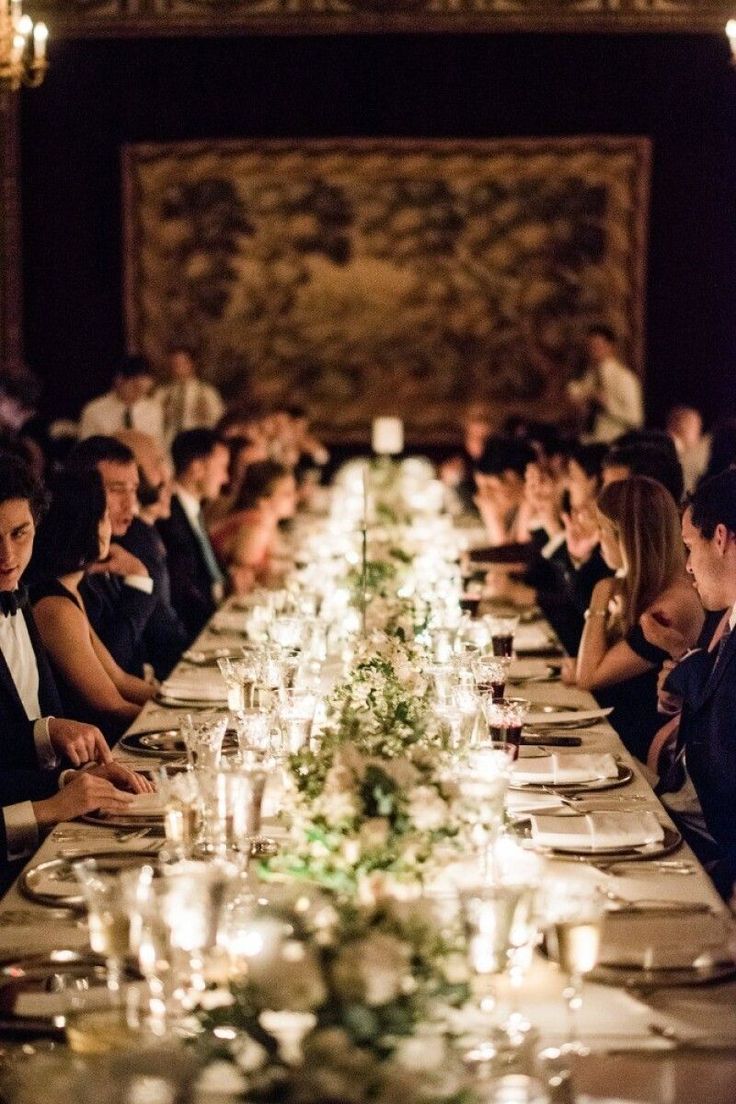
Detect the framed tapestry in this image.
<box><xmin>123</xmin><ymin>137</ymin><xmax>650</xmax><ymax>441</ymax></box>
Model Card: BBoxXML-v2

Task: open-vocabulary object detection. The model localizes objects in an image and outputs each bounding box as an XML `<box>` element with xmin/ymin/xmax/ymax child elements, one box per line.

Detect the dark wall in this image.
<box><xmin>20</xmin><ymin>32</ymin><xmax>736</xmax><ymax>427</ymax></box>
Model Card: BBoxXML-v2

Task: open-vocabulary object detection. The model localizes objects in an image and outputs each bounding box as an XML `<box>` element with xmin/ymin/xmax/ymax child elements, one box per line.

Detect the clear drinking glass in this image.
<box><xmin>487</xmin><ymin>616</ymin><xmax>520</xmax><ymax>659</ymax></box>
<box><xmin>235</xmin><ymin>707</ymin><xmax>272</xmax><ymax>755</ymax></box>
<box><xmin>269</xmin><ymin>615</ymin><xmax>305</xmax><ymax>651</ymax></box>
<box><xmin>455</xmin><ymin>746</ymin><xmax>513</xmax><ymax>876</ymax></box>
<box><xmin>460</xmin><ymin>883</ymin><xmax>529</xmax><ymax>1066</ymax></box>
<box><xmin>482</xmin><ymin>697</ymin><xmax>530</xmax><ymax>760</ymax></box>
<box><xmin>157</xmin><ymin>767</ymin><xmax>200</xmax><ymax>860</ymax></box>
<box><xmin>195</xmin><ymin>766</ymin><xmax>256</xmax><ymax>860</ymax></box>
<box><xmin>473</xmin><ymin>656</ymin><xmax>511</xmax><ymax>701</ymax></box>
<box><xmin>276</xmin><ymin>689</ymin><xmax>317</xmax><ymax>755</ymax></box>
<box><xmin>180</xmin><ymin>711</ymin><xmax>228</xmax><ymax>770</ymax></box>
<box><xmin>73</xmin><ymin>860</ymin><xmax>131</xmax><ymax>1003</ymax></box>
<box><xmin>217</xmin><ymin>657</ymin><xmax>247</xmax><ymax>711</ymax></box>
<box><xmin>543</xmin><ymin>881</ymin><xmax>604</xmax><ymax>1054</ymax></box>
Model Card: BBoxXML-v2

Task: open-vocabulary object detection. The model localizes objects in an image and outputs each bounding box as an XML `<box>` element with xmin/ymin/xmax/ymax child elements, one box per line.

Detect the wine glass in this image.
<box><xmin>276</xmin><ymin>689</ymin><xmax>317</xmax><ymax>754</ymax></box>
<box><xmin>486</xmin><ymin>616</ymin><xmax>520</xmax><ymax>658</ymax></box>
<box><xmin>472</xmin><ymin>656</ymin><xmax>510</xmax><ymax>702</ymax></box>
<box><xmin>73</xmin><ymin>860</ymin><xmax>131</xmax><ymax>1004</ymax></box>
<box><xmin>157</xmin><ymin>766</ymin><xmax>200</xmax><ymax>860</ymax></box>
<box><xmin>180</xmin><ymin>711</ymin><xmax>228</xmax><ymax>770</ymax></box>
<box><xmin>482</xmin><ymin>697</ymin><xmax>530</xmax><ymax>760</ymax></box>
<box><xmin>542</xmin><ymin>881</ymin><xmax>604</xmax><ymax>1054</ymax></box>
<box><xmin>217</xmin><ymin>657</ymin><xmax>248</xmax><ymax>711</ymax></box>
<box><xmin>454</xmin><ymin>745</ymin><xmax>513</xmax><ymax>877</ymax></box>
<box><xmin>460</xmin><ymin>882</ymin><xmax>529</xmax><ymax>1067</ymax></box>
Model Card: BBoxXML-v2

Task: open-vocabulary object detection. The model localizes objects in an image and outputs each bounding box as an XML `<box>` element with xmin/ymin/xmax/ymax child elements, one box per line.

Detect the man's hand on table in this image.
<box><xmin>32</xmin><ymin>772</ymin><xmax>136</xmax><ymax>829</ymax></box>
<box><xmin>87</xmin><ymin>761</ymin><xmax>155</xmax><ymax>794</ymax></box>
<box><xmin>48</xmin><ymin>718</ymin><xmax>112</xmax><ymax>767</ymax></box>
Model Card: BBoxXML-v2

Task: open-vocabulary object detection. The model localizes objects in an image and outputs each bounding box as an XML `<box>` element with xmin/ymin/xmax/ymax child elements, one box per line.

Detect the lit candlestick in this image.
<box><xmin>372</xmin><ymin>416</ymin><xmax>404</xmax><ymax>456</ymax></box>
<box><xmin>33</xmin><ymin>22</ymin><xmax>47</xmax><ymax>61</ymax></box>
<box><xmin>727</xmin><ymin>19</ymin><xmax>736</xmax><ymax>64</ymax></box>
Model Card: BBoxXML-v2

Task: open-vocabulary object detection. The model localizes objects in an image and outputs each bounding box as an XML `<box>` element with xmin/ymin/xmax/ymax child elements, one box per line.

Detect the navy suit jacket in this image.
<box><xmin>80</xmin><ymin>568</ymin><xmax>157</xmax><ymax>676</ymax></box>
<box><xmin>156</xmin><ymin>495</ymin><xmax>217</xmax><ymax>642</ymax></box>
<box><xmin>0</xmin><ymin>606</ymin><xmax>63</xmax><ymax>771</ymax></box>
<box><xmin>120</xmin><ymin>518</ymin><xmax>189</xmax><ymax>678</ymax></box>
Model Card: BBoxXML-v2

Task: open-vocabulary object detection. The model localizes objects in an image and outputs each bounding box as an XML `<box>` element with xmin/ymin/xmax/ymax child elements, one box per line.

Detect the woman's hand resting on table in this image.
<box><xmin>560</xmin><ymin>657</ymin><xmax>578</xmax><ymax>686</ymax></box>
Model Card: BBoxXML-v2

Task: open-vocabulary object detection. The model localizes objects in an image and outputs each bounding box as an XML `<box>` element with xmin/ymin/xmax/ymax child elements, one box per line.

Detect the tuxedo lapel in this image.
<box><xmin>0</xmin><ymin>642</ymin><xmax>29</xmax><ymax>722</ymax></box>
<box><xmin>694</xmin><ymin>626</ymin><xmax>736</xmax><ymax>709</ymax></box>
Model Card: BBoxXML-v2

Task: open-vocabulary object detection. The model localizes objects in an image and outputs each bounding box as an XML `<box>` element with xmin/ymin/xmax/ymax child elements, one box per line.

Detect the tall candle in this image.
<box><xmin>372</xmin><ymin>416</ymin><xmax>404</xmax><ymax>456</ymax></box>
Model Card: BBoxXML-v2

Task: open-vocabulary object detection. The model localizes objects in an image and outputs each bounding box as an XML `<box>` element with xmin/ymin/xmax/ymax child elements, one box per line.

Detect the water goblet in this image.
<box><xmin>234</xmin><ymin>707</ymin><xmax>272</xmax><ymax>755</ymax></box>
<box><xmin>269</xmin><ymin>615</ymin><xmax>305</xmax><ymax>651</ymax></box>
<box><xmin>482</xmin><ymin>697</ymin><xmax>530</xmax><ymax>760</ymax></box>
<box><xmin>157</xmin><ymin>767</ymin><xmax>200</xmax><ymax>860</ymax></box>
<box><xmin>542</xmin><ymin>881</ymin><xmax>604</xmax><ymax>1055</ymax></box>
<box><xmin>73</xmin><ymin>860</ymin><xmax>131</xmax><ymax>1003</ymax></box>
<box><xmin>181</xmin><ymin>711</ymin><xmax>228</xmax><ymax>770</ymax></box>
<box><xmin>460</xmin><ymin>882</ymin><xmax>530</xmax><ymax>1067</ymax></box>
<box><xmin>217</xmin><ymin>657</ymin><xmax>247</xmax><ymax>710</ymax></box>
<box><xmin>276</xmin><ymin>689</ymin><xmax>317</xmax><ymax>755</ymax></box>
<box><xmin>455</xmin><ymin>745</ymin><xmax>513</xmax><ymax>876</ymax></box>
<box><xmin>473</xmin><ymin>656</ymin><xmax>511</xmax><ymax>702</ymax></box>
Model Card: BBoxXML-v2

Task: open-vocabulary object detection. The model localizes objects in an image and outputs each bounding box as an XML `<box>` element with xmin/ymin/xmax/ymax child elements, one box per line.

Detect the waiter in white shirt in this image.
<box><xmin>568</xmin><ymin>324</ymin><xmax>644</xmax><ymax>443</ymax></box>
<box><xmin>156</xmin><ymin>345</ymin><xmax>224</xmax><ymax>445</ymax></box>
<box><xmin>78</xmin><ymin>354</ymin><xmax>165</xmax><ymax>443</ymax></box>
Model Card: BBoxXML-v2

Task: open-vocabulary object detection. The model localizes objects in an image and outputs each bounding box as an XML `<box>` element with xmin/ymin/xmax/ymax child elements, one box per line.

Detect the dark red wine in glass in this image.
<box><xmin>488</xmin><ymin>723</ymin><xmax>523</xmax><ymax>759</ymax></box>
<box><xmin>491</xmin><ymin>633</ymin><xmax>514</xmax><ymax>658</ymax></box>
<box><xmin>460</xmin><ymin>595</ymin><xmax>481</xmax><ymax>618</ymax></box>
<box><xmin>475</xmin><ymin>678</ymin><xmax>506</xmax><ymax>701</ymax></box>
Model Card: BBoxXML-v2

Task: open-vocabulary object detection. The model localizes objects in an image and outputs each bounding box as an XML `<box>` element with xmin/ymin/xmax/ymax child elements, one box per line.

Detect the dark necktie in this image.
<box><xmin>123</xmin><ymin>406</ymin><xmax>134</xmax><ymax>429</ymax></box>
<box><xmin>0</xmin><ymin>586</ymin><xmax>29</xmax><ymax>617</ymax></box>
<box><xmin>194</xmin><ymin>508</ymin><xmax>225</xmax><ymax>587</ymax></box>
<box><xmin>704</xmin><ymin>627</ymin><xmax>732</xmax><ymax>692</ymax></box>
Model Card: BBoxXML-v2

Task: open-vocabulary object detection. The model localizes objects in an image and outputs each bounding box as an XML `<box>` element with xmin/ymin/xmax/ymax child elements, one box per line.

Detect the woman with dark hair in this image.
<box><xmin>209</xmin><ymin>460</ymin><xmax>297</xmax><ymax>594</ymax></box>
<box><xmin>30</xmin><ymin>470</ymin><xmax>156</xmax><ymax>743</ymax></box>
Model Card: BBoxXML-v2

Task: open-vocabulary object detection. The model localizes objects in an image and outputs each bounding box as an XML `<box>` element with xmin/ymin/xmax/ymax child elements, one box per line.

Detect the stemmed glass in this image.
<box><xmin>454</xmin><ymin>745</ymin><xmax>514</xmax><ymax>877</ymax></box>
<box><xmin>482</xmin><ymin>697</ymin><xmax>530</xmax><ymax>760</ymax></box>
<box><xmin>276</xmin><ymin>689</ymin><xmax>317</xmax><ymax>755</ymax></box>
<box><xmin>73</xmin><ymin>860</ymin><xmax>131</xmax><ymax>1004</ymax></box>
<box><xmin>460</xmin><ymin>882</ymin><xmax>530</xmax><ymax>1066</ymax></box>
<box><xmin>181</xmin><ymin>711</ymin><xmax>228</xmax><ymax>770</ymax></box>
<box><xmin>486</xmin><ymin>616</ymin><xmax>520</xmax><ymax>658</ymax></box>
<box><xmin>472</xmin><ymin>656</ymin><xmax>510</xmax><ymax>701</ymax></box>
<box><xmin>542</xmin><ymin>881</ymin><xmax>604</xmax><ymax>1054</ymax></box>
<box><xmin>217</xmin><ymin>657</ymin><xmax>249</xmax><ymax>711</ymax></box>
<box><xmin>157</xmin><ymin>766</ymin><xmax>200</xmax><ymax>860</ymax></box>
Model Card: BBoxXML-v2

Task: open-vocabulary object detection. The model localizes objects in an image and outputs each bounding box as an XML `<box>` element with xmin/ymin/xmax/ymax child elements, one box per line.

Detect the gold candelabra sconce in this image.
<box><xmin>0</xmin><ymin>1</ymin><xmax>47</xmax><ymax>91</ymax></box>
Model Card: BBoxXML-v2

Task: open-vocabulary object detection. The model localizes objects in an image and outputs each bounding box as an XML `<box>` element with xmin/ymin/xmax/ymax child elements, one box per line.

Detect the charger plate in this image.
<box><xmin>21</xmin><ymin>851</ymin><xmax>158</xmax><ymax>910</ymax></box>
<box><xmin>522</xmin><ymin>823</ymin><xmax>682</xmax><ymax>862</ymax></box>
<box><xmin>509</xmin><ymin>759</ymin><xmax>633</xmax><ymax>794</ymax></box>
<box><xmin>590</xmin><ymin>956</ymin><xmax>736</xmax><ymax>989</ymax></box>
<box><xmin>119</xmin><ymin>729</ymin><xmax>185</xmax><ymax>757</ymax></box>
<box><xmin>0</xmin><ymin>950</ymin><xmax>140</xmax><ymax>1030</ymax></box>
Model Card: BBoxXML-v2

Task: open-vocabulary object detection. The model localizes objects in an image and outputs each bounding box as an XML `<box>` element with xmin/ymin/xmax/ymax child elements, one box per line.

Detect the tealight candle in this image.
<box><xmin>372</xmin><ymin>416</ymin><xmax>404</xmax><ymax>455</ymax></box>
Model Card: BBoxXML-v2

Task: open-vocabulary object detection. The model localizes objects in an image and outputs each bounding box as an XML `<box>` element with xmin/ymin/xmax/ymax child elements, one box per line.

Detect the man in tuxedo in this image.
<box><xmin>157</xmin><ymin>428</ymin><xmax>229</xmax><ymax>641</ymax></box>
<box><xmin>66</xmin><ymin>436</ymin><xmax>158</xmax><ymax>675</ymax></box>
<box><xmin>652</xmin><ymin>469</ymin><xmax>736</xmax><ymax>896</ymax></box>
<box><xmin>0</xmin><ymin>453</ymin><xmax>150</xmax><ymax>883</ymax></box>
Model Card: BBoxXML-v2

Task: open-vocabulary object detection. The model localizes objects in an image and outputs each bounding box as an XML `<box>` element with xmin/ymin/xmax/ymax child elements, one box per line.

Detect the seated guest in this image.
<box><xmin>0</xmin><ymin>455</ymin><xmax>152</xmax><ymax>888</ymax></box>
<box><xmin>473</xmin><ymin>436</ymin><xmax>537</xmax><ymax>548</ymax></box>
<box><xmin>643</xmin><ymin>470</ymin><xmax>736</xmax><ymax>895</ymax></box>
<box><xmin>78</xmin><ymin>354</ymin><xmax>164</xmax><ymax>442</ymax></box>
<box><xmin>601</xmin><ymin>437</ymin><xmax>684</xmax><ymax>504</ymax></box>
<box><xmin>565</xmin><ymin>476</ymin><xmax>703</xmax><ymax>761</ymax></box>
<box><xmin>666</xmin><ymin>405</ymin><xmax>709</xmax><ymax>494</ymax></box>
<box><xmin>439</xmin><ymin>405</ymin><xmax>493</xmax><ymax>515</ymax></box>
<box><xmin>205</xmin><ymin>430</ymin><xmax>269</xmax><ymax>526</ymax></box>
<box><xmin>116</xmin><ymin>430</ymin><xmax>189</xmax><ymax>678</ymax></box>
<box><xmin>30</xmin><ymin>470</ymin><xmax>156</xmax><ymax>742</ymax></box>
<box><xmin>157</xmin><ymin>428</ymin><xmax>230</xmax><ymax>640</ymax></box>
<box><xmin>155</xmin><ymin>344</ymin><xmax>224</xmax><ymax>444</ymax></box>
<box><xmin>209</xmin><ymin>460</ymin><xmax>298</xmax><ymax>594</ymax></box>
<box><xmin>66</xmin><ymin>436</ymin><xmax>158</xmax><ymax>676</ymax></box>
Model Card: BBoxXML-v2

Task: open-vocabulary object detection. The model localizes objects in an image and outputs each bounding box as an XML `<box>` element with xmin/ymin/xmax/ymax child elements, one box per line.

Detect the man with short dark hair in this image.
<box><xmin>567</xmin><ymin>324</ymin><xmax>644</xmax><ymax>442</ymax></box>
<box><xmin>78</xmin><ymin>354</ymin><xmax>164</xmax><ymax>442</ymax></box>
<box><xmin>0</xmin><ymin>453</ymin><xmax>150</xmax><ymax>887</ymax></box>
<box><xmin>602</xmin><ymin>438</ymin><xmax>685</xmax><ymax>505</ymax></box>
<box><xmin>158</xmin><ymin>428</ymin><xmax>230</xmax><ymax>639</ymax></box>
<box><xmin>646</xmin><ymin>468</ymin><xmax>736</xmax><ymax>896</ymax></box>
<box><xmin>66</xmin><ymin>436</ymin><xmax>158</xmax><ymax>674</ymax></box>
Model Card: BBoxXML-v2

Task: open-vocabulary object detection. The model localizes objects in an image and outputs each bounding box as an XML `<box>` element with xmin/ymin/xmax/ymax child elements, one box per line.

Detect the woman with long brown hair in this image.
<box><xmin>564</xmin><ymin>476</ymin><xmax>703</xmax><ymax>760</ymax></box>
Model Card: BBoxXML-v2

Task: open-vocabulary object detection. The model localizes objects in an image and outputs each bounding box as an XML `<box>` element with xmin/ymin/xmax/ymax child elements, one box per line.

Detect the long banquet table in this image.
<box><xmin>1</xmin><ymin>583</ymin><xmax>736</xmax><ymax>1098</ymax></box>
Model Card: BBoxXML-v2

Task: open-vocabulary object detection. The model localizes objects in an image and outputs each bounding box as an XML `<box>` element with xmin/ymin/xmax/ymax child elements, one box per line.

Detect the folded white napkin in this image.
<box><xmin>161</xmin><ymin>668</ymin><xmax>227</xmax><ymax>703</ymax></box>
<box><xmin>514</xmin><ymin>624</ymin><xmax>555</xmax><ymax>653</ymax></box>
<box><xmin>511</xmin><ymin>752</ymin><xmax>619</xmax><ymax>785</ymax></box>
<box><xmin>529</xmin><ymin>811</ymin><xmax>665</xmax><ymax>851</ymax></box>
<box><xmin>125</xmin><ymin>792</ymin><xmax>166</xmax><ymax>816</ymax></box>
<box><xmin>599</xmin><ymin>911</ymin><xmax>733</xmax><ymax>969</ymax></box>
<box><xmin>526</xmin><ymin>707</ymin><xmax>613</xmax><ymax>726</ymax></box>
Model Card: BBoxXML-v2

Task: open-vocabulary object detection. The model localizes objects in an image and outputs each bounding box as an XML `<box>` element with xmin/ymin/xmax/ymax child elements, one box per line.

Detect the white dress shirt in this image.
<box><xmin>156</xmin><ymin>379</ymin><xmax>224</xmax><ymax>443</ymax></box>
<box><xmin>0</xmin><ymin>609</ymin><xmax>58</xmax><ymax>861</ymax></box>
<box><xmin>78</xmin><ymin>391</ymin><xmax>165</xmax><ymax>443</ymax></box>
<box><xmin>568</xmin><ymin>357</ymin><xmax>644</xmax><ymax>443</ymax></box>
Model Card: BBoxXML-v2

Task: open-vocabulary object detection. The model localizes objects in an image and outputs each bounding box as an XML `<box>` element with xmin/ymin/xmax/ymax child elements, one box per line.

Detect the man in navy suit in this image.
<box><xmin>0</xmin><ymin>454</ymin><xmax>150</xmax><ymax>884</ymax></box>
<box><xmin>157</xmin><ymin>428</ymin><xmax>229</xmax><ymax>641</ymax></box>
<box><xmin>652</xmin><ymin>469</ymin><xmax>736</xmax><ymax>897</ymax></box>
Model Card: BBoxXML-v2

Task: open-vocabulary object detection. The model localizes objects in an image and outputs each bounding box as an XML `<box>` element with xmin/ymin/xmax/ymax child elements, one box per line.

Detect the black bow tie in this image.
<box><xmin>0</xmin><ymin>586</ymin><xmax>28</xmax><ymax>617</ymax></box>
